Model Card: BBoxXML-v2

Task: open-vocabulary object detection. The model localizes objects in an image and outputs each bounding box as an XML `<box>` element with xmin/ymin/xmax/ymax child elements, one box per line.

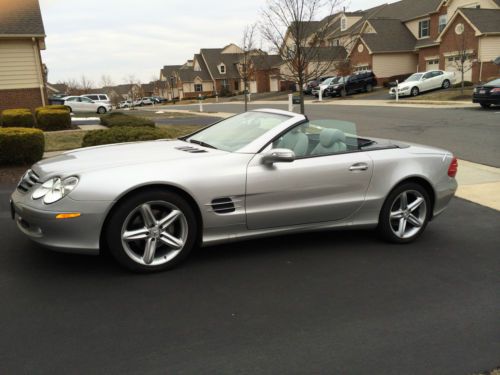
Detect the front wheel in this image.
<box><xmin>340</xmin><ymin>88</ymin><xmax>347</xmax><ymax>97</ymax></box>
<box><xmin>105</xmin><ymin>189</ymin><xmax>198</xmax><ymax>272</ymax></box>
<box><xmin>411</xmin><ymin>87</ymin><xmax>420</xmax><ymax>97</ymax></box>
<box><xmin>480</xmin><ymin>103</ymin><xmax>491</xmax><ymax>109</ymax></box>
<box><xmin>366</xmin><ymin>84</ymin><xmax>373</xmax><ymax>92</ymax></box>
<box><xmin>377</xmin><ymin>183</ymin><xmax>431</xmax><ymax>243</ymax></box>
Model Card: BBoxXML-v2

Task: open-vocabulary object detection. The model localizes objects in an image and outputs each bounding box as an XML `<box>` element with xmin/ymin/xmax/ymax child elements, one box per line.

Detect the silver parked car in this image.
<box><xmin>10</xmin><ymin>109</ymin><xmax>458</xmax><ymax>272</ymax></box>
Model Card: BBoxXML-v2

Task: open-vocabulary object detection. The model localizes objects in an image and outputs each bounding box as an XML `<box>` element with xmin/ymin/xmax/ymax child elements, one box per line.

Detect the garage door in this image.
<box><xmin>445</xmin><ymin>56</ymin><xmax>472</xmax><ymax>82</ymax></box>
<box><xmin>426</xmin><ymin>59</ymin><xmax>439</xmax><ymax>71</ymax></box>
<box><xmin>270</xmin><ymin>78</ymin><xmax>279</xmax><ymax>92</ymax></box>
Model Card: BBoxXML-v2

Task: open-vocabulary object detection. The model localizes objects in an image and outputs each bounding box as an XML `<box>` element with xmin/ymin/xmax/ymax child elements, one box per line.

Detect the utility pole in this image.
<box><xmin>244</xmin><ymin>45</ymin><xmax>248</xmax><ymax>112</ymax></box>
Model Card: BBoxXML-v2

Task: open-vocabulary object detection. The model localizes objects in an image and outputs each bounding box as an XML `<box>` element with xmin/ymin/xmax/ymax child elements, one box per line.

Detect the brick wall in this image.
<box><xmin>349</xmin><ymin>40</ymin><xmax>372</xmax><ymax>71</ymax></box>
<box><xmin>0</xmin><ymin>88</ymin><xmax>44</xmax><ymax>113</ymax></box>
<box><xmin>417</xmin><ymin>45</ymin><xmax>441</xmax><ymax>71</ymax></box>
<box><xmin>476</xmin><ymin>62</ymin><xmax>500</xmax><ymax>83</ymax></box>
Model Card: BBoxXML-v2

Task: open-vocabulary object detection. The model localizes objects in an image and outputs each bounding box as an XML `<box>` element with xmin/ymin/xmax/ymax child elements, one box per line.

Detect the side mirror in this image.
<box><xmin>261</xmin><ymin>148</ymin><xmax>296</xmax><ymax>164</ymax></box>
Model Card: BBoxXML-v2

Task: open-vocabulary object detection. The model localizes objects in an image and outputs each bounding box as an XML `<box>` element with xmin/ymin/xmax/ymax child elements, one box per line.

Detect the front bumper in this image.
<box><xmin>11</xmin><ymin>189</ymin><xmax>113</xmax><ymax>255</ymax></box>
<box><xmin>472</xmin><ymin>96</ymin><xmax>500</xmax><ymax>105</ymax></box>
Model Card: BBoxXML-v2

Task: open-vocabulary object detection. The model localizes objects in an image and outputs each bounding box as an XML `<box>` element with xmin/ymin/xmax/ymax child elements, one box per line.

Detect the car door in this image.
<box><xmin>80</xmin><ymin>97</ymin><xmax>96</xmax><ymax>112</ymax></box>
<box><xmin>432</xmin><ymin>71</ymin><xmax>444</xmax><ymax>89</ymax></box>
<box><xmin>245</xmin><ymin>122</ymin><xmax>373</xmax><ymax>230</ymax></box>
<box><xmin>421</xmin><ymin>72</ymin><xmax>434</xmax><ymax>92</ymax></box>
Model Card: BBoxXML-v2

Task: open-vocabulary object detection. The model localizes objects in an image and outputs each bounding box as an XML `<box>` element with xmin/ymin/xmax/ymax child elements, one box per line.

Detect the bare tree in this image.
<box><xmin>62</xmin><ymin>78</ymin><xmax>81</xmax><ymax>95</ymax></box>
<box><xmin>260</xmin><ymin>0</ymin><xmax>344</xmax><ymax>113</ymax></box>
<box><xmin>80</xmin><ymin>75</ymin><xmax>94</xmax><ymax>93</ymax></box>
<box><xmin>241</xmin><ymin>23</ymin><xmax>257</xmax><ymax>111</ymax></box>
<box><xmin>452</xmin><ymin>24</ymin><xmax>476</xmax><ymax>94</ymax></box>
<box><xmin>100</xmin><ymin>74</ymin><xmax>114</xmax><ymax>89</ymax></box>
<box><xmin>124</xmin><ymin>75</ymin><xmax>141</xmax><ymax>109</ymax></box>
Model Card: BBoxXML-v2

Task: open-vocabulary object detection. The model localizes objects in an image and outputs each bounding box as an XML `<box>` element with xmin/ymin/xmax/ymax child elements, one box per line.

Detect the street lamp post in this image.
<box><xmin>243</xmin><ymin>45</ymin><xmax>248</xmax><ymax>112</ymax></box>
<box><xmin>170</xmin><ymin>76</ymin><xmax>176</xmax><ymax>104</ymax></box>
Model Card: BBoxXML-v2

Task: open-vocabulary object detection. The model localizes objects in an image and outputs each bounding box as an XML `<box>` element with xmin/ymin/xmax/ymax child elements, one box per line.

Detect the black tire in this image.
<box><xmin>105</xmin><ymin>189</ymin><xmax>198</xmax><ymax>272</ymax></box>
<box><xmin>97</xmin><ymin>106</ymin><xmax>107</xmax><ymax>114</ymax></box>
<box><xmin>340</xmin><ymin>88</ymin><xmax>347</xmax><ymax>97</ymax></box>
<box><xmin>480</xmin><ymin>103</ymin><xmax>491</xmax><ymax>109</ymax></box>
<box><xmin>377</xmin><ymin>182</ymin><xmax>431</xmax><ymax>244</ymax></box>
<box><xmin>366</xmin><ymin>84</ymin><xmax>373</xmax><ymax>92</ymax></box>
<box><xmin>411</xmin><ymin>87</ymin><xmax>420</xmax><ymax>97</ymax></box>
<box><xmin>442</xmin><ymin>79</ymin><xmax>451</xmax><ymax>89</ymax></box>
<box><xmin>67</xmin><ymin>106</ymin><xmax>73</xmax><ymax>113</ymax></box>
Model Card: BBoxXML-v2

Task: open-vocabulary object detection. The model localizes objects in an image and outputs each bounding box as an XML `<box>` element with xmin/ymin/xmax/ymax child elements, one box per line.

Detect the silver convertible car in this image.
<box><xmin>11</xmin><ymin>109</ymin><xmax>458</xmax><ymax>272</ymax></box>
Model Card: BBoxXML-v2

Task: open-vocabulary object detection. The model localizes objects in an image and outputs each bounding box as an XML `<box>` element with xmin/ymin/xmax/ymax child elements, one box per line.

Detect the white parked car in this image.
<box><xmin>118</xmin><ymin>100</ymin><xmax>132</xmax><ymax>109</ymax></box>
<box><xmin>82</xmin><ymin>94</ymin><xmax>111</xmax><ymax>106</ymax></box>
<box><xmin>63</xmin><ymin>96</ymin><xmax>112</xmax><ymax>114</ymax></box>
<box><xmin>312</xmin><ymin>77</ymin><xmax>338</xmax><ymax>97</ymax></box>
<box><xmin>389</xmin><ymin>70</ymin><xmax>455</xmax><ymax>97</ymax></box>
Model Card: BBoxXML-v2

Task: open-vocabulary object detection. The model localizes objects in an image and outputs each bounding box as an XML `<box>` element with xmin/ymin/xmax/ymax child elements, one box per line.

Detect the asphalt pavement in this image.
<box><xmin>166</xmin><ymin>102</ymin><xmax>500</xmax><ymax>168</ymax></box>
<box><xmin>0</xmin><ymin>184</ymin><xmax>499</xmax><ymax>374</ymax></box>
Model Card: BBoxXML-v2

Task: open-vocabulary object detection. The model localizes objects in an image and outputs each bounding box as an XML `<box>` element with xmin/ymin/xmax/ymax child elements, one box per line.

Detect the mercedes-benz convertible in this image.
<box><xmin>11</xmin><ymin>109</ymin><xmax>458</xmax><ymax>271</ymax></box>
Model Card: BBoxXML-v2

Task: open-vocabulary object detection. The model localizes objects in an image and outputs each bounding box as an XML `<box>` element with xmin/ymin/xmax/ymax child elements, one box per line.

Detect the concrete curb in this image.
<box><xmin>456</xmin><ymin>160</ymin><xmax>500</xmax><ymax>211</ymax></box>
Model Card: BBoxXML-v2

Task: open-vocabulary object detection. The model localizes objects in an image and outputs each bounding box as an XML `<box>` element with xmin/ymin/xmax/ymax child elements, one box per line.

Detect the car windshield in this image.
<box><xmin>322</xmin><ymin>77</ymin><xmax>335</xmax><ymax>85</ymax></box>
<box><xmin>186</xmin><ymin>111</ymin><xmax>291</xmax><ymax>152</ymax></box>
<box><xmin>486</xmin><ymin>78</ymin><xmax>500</xmax><ymax>86</ymax></box>
<box><xmin>405</xmin><ymin>73</ymin><xmax>424</xmax><ymax>82</ymax></box>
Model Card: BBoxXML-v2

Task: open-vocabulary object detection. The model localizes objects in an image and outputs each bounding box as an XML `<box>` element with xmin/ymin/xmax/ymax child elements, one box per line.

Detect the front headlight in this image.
<box><xmin>32</xmin><ymin>176</ymin><xmax>79</xmax><ymax>204</ymax></box>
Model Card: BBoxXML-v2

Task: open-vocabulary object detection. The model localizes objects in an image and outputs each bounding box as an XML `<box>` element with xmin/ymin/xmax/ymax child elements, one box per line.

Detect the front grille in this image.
<box><xmin>210</xmin><ymin>197</ymin><xmax>235</xmax><ymax>214</ymax></box>
<box><xmin>17</xmin><ymin>169</ymin><xmax>40</xmax><ymax>193</ymax></box>
<box><xmin>175</xmin><ymin>146</ymin><xmax>207</xmax><ymax>154</ymax></box>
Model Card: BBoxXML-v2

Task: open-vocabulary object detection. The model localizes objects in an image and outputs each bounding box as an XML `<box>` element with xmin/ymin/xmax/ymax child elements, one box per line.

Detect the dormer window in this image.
<box><xmin>340</xmin><ymin>16</ymin><xmax>347</xmax><ymax>31</ymax></box>
<box><xmin>418</xmin><ymin>19</ymin><xmax>430</xmax><ymax>38</ymax></box>
<box><xmin>218</xmin><ymin>63</ymin><xmax>226</xmax><ymax>74</ymax></box>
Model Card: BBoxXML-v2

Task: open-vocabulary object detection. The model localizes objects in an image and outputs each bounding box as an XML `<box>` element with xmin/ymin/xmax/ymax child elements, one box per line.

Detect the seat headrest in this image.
<box><xmin>319</xmin><ymin>128</ymin><xmax>346</xmax><ymax>147</ymax></box>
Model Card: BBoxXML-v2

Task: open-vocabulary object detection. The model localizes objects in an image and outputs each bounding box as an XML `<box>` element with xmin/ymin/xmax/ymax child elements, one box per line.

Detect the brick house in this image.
<box><xmin>347</xmin><ymin>0</ymin><xmax>500</xmax><ymax>84</ymax></box>
<box><xmin>0</xmin><ymin>0</ymin><xmax>47</xmax><ymax>112</ymax></box>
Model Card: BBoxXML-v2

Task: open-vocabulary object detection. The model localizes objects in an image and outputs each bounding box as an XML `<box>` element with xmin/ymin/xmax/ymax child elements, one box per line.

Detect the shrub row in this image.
<box><xmin>100</xmin><ymin>112</ymin><xmax>155</xmax><ymax>128</ymax></box>
<box><xmin>1</xmin><ymin>106</ymin><xmax>71</xmax><ymax>131</ymax></box>
<box><xmin>0</xmin><ymin>128</ymin><xmax>45</xmax><ymax>165</ymax></box>
<box><xmin>82</xmin><ymin>126</ymin><xmax>182</xmax><ymax>147</ymax></box>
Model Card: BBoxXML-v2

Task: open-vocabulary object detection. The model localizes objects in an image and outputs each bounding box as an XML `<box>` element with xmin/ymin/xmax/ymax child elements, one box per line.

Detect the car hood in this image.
<box><xmin>33</xmin><ymin>139</ymin><xmax>225</xmax><ymax>178</ymax></box>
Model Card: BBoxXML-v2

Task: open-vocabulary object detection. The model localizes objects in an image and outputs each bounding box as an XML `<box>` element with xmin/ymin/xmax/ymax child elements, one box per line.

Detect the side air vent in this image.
<box><xmin>17</xmin><ymin>169</ymin><xmax>40</xmax><ymax>193</ymax></box>
<box><xmin>175</xmin><ymin>146</ymin><xmax>207</xmax><ymax>154</ymax></box>
<box><xmin>210</xmin><ymin>197</ymin><xmax>235</xmax><ymax>214</ymax></box>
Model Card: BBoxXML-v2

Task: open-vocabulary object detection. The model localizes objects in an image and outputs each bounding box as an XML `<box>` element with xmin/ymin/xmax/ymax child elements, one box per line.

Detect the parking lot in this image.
<box><xmin>1</xmin><ymin>103</ymin><xmax>499</xmax><ymax>374</ymax></box>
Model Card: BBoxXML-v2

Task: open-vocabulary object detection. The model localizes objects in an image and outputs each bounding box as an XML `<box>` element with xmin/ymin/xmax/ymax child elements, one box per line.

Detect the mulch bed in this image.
<box><xmin>0</xmin><ymin>165</ymin><xmax>29</xmax><ymax>186</ymax></box>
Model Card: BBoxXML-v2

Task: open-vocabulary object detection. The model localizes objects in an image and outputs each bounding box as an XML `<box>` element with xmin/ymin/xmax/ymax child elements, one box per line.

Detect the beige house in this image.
<box><xmin>0</xmin><ymin>0</ymin><xmax>47</xmax><ymax>112</ymax></box>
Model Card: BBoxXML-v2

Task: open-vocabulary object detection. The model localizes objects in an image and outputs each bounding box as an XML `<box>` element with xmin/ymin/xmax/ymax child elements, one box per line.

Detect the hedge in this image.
<box><xmin>36</xmin><ymin>109</ymin><xmax>72</xmax><ymax>131</ymax></box>
<box><xmin>100</xmin><ymin>112</ymin><xmax>155</xmax><ymax>128</ymax></box>
<box><xmin>82</xmin><ymin>126</ymin><xmax>181</xmax><ymax>147</ymax></box>
<box><xmin>35</xmin><ymin>105</ymin><xmax>70</xmax><ymax>116</ymax></box>
<box><xmin>1</xmin><ymin>108</ymin><xmax>34</xmax><ymax>128</ymax></box>
<box><xmin>0</xmin><ymin>128</ymin><xmax>45</xmax><ymax>165</ymax></box>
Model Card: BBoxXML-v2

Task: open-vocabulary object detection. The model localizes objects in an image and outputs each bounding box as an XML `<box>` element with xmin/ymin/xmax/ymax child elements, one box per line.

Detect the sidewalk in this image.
<box><xmin>246</xmin><ymin>99</ymin><xmax>475</xmax><ymax>109</ymax></box>
<box><xmin>455</xmin><ymin>160</ymin><xmax>500</xmax><ymax>211</ymax></box>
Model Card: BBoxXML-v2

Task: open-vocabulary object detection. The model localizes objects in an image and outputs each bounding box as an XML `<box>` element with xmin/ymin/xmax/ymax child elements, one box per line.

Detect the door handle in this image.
<box><xmin>349</xmin><ymin>163</ymin><xmax>368</xmax><ymax>171</ymax></box>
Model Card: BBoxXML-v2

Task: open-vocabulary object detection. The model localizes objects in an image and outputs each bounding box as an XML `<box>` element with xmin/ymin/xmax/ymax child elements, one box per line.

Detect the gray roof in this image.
<box><xmin>332</xmin><ymin>4</ymin><xmax>388</xmax><ymax>38</ymax></box>
<box><xmin>200</xmin><ymin>48</ymin><xmax>242</xmax><ymax>80</ymax></box>
<box><xmin>161</xmin><ymin>65</ymin><xmax>182</xmax><ymax>79</ymax></box>
<box><xmin>374</xmin><ymin>0</ymin><xmax>442</xmax><ymax>22</ymax></box>
<box><xmin>414</xmin><ymin>39</ymin><xmax>439</xmax><ymax>49</ymax></box>
<box><xmin>0</xmin><ymin>0</ymin><xmax>45</xmax><ymax>36</ymax></box>
<box><xmin>460</xmin><ymin>8</ymin><xmax>500</xmax><ymax>34</ymax></box>
<box><xmin>361</xmin><ymin>18</ymin><xmax>416</xmax><ymax>52</ymax></box>
<box><xmin>302</xmin><ymin>46</ymin><xmax>347</xmax><ymax>61</ymax></box>
<box><xmin>250</xmin><ymin>54</ymin><xmax>283</xmax><ymax>70</ymax></box>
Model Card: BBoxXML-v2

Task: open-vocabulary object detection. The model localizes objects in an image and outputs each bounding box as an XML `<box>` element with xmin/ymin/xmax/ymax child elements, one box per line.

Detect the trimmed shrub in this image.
<box><xmin>1</xmin><ymin>108</ymin><xmax>34</xmax><ymax>128</ymax></box>
<box><xmin>0</xmin><ymin>128</ymin><xmax>45</xmax><ymax>165</ymax></box>
<box><xmin>100</xmin><ymin>112</ymin><xmax>155</xmax><ymax>128</ymax></box>
<box><xmin>35</xmin><ymin>105</ymin><xmax>70</xmax><ymax>116</ymax></box>
<box><xmin>82</xmin><ymin>126</ymin><xmax>182</xmax><ymax>147</ymax></box>
<box><xmin>36</xmin><ymin>109</ymin><xmax>72</xmax><ymax>131</ymax></box>
<box><xmin>452</xmin><ymin>81</ymin><xmax>474</xmax><ymax>88</ymax></box>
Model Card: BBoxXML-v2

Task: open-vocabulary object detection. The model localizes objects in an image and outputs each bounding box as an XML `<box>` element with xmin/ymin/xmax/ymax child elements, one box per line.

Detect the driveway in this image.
<box><xmin>0</xmin><ymin>188</ymin><xmax>498</xmax><ymax>374</ymax></box>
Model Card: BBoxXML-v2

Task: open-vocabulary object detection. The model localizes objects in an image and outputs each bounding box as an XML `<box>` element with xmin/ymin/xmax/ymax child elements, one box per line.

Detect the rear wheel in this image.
<box><xmin>340</xmin><ymin>88</ymin><xmax>347</xmax><ymax>97</ymax></box>
<box><xmin>105</xmin><ymin>189</ymin><xmax>198</xmax><ymax>272</ymax></box>
<box><xmin>442</xmin><ymin>79</ymin><xmax>451</xmax><ymax>89</ymax></box>
<box><xmin>378</xmin><ymin>183</ymin><xmax>431</xmax><ymax>243</ymax></box>
<box><xmin>97</xmin><ymin>106</ymin><xmax>107</xmax><ymax>114</ymax></box>
<box><xmin>366</xmin><ymin>83</ymin><xmax>373</xmax><ymax>92</ymax></box>
<box><xmin>480</xmin><ymin>103</ymin><xmax>491</xmax><ymax>109</ymax></box>
<box><xmin>411</xmin><ymin>87</ymin><xmax>420</xmax><ymax>97</ymax></box>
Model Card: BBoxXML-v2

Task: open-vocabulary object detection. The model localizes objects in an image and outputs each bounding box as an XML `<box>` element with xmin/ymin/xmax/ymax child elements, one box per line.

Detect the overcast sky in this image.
<box><xmin>39</xmin><ymin>0</ymin><xmax>393</xmax><ymax>86</ymax></box>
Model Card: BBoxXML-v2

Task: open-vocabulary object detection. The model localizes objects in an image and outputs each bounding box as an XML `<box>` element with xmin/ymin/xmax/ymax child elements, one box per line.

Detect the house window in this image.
<box><xmin>340</xmin><ymin>17</ymin><xmax>347</xmax><ymax>31</ymax></box>
<box><xmin>194</xmin><ymin>84</ymin><xmax>203</xmax><ymax>92</ymax></box>
<box><xmin>438</xmin><ymin>15</ymin><xmax>447</xmax><ymax>33</ymax></box>
<box><xmin>234</xmin><ymin>81</ymin><xmax>239</xmax><ymax>91</ymax></box>
<box><xmin>219</xmin><ymin>64</ymin><xmax>226</xmax><ymax>74</ymax></box>
<box><xmin>221</xmin><ymin>79</ymin><xmax>228</xmax><ymax>88</ymax></box>
<box><xmin>419</xmin><ymin>19</ymin><xmax>430</xmax><ymax>38</ymax></box>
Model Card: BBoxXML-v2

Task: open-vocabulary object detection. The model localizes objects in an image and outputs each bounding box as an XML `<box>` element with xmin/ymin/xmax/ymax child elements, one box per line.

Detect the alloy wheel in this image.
<box><xmin>121</xmin><ymin>201</ymin><xmax>188</xmax><ymax>266</ymax></box>
<box><xmin>389</xmin><ymin>190</ymin><xmax>427</xmax><ymax>239</ymax></box>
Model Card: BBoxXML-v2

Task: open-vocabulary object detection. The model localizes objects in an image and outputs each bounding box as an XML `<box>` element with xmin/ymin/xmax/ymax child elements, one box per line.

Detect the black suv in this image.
<box><xmin>326</xmin><ymin>71</ymin><xmax>377</xmax><ymax>97</ymax></box>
